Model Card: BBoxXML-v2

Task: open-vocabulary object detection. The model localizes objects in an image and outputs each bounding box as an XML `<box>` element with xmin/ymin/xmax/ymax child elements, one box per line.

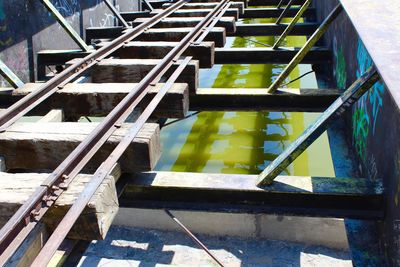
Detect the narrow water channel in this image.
<box><xmin>156</xmin><ymin>17</ymin><xmax>335</xmax><ymax>177</ymax></box>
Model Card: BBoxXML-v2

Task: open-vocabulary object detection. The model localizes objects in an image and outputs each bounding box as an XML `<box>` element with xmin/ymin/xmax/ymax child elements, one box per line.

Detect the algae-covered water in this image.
<box><xmin>155</xmin><ymin>18</ymin><xmax>335</xmax><ymax>176</ymax></box>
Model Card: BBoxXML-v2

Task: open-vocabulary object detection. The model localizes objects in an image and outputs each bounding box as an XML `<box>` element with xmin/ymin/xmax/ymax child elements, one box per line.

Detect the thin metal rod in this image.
<box><xmin>275</xmin><ymin>0</ymin><xmax>295</xmax><ymax>24</ymax></box>
<box><xmin>142</xmin><ymin>0</ymin><xmax>154</xmax><ymax>11</ymax></box>
<box><xmin>277</xmin><ymin>0</ymin><xmax>285</xmax><ymax>9</ymax></box>
<box><xmin>258</xmin><ymin>66</ymin><xmax>380</xmax><ymax>186</ymax></box>
<box><xmin>103</xmin><ymin>0</ymin><xmax>130</xmax><ymax>28</ymax></box>
<box><xmin>273</xmin><ymin>0</ymin><xmax>312</xmax><ymax>49</ymax></box>
<box><xmin>31</xmin><ymin>57</ymin><xmax>192</xmax><ymax>266</ymax></box>
<box><xmin>0</xmin><ymin>0</ymin><xmax>188</xmax><ymax>258</ymax></box>
<box><xmin>268</xmin><ymin>4</ymin><xmax>343</xmax><ymax>93</ymax></box>
<box><xmin>40</xmin><ymin>0</ymin><xmax>91</xmax><ymax>52</ymax></box>
<box><xmin>0</xmin><ymin>60</ymin><xmax>24</xmax><ymax>88</ymax></box>
<box><xmin>164</xmin><ymin>210</ymin><xmax>225</xmax><ymax>267</ymax></box>
<box><xmin>0</xmin><ymin>0</ymin><xmax>187</xmax><ymax>132</ymax></box>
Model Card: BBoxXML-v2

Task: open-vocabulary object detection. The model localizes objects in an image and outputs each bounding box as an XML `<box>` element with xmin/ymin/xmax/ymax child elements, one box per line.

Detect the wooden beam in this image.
<box><xmin>242</xmin><ymin>7</ymin><xmax>316</xmax><ymax>18</ymax></box>
<box><xmin>38</xmin><ymin>109</ymin><xmax>64</xmax><ymax>122</ymax></box>
<box><xmin>3</xmin><ymin>83</ymin><xmax>188</xmax><ymax>119</ymax></box>
<box><xmin>119</xmin><ymin>171</ymin><xmax>383</xmax><ymax>219</ymax></box>
<box><xmin>162</xmin><ymin>2</ymin><xmax>244</xmax><ymax>14</ymax></box>
<box><xmin>0</xmin><ymin>122</ymin><xmax>161</xmax><ymax>173</ymax></box>
<box><xmin>215</xmin><ymin>47</ymin><xmax>331</xmax><ymax>64</ymax></box>
<box><xmin>132</xmin><ymin>17</ymin><xmax>236</xmax><ymax>34</ymax></box>
<box><xmin>0</xmin><ymin>170</ymin><xmax>120</xmax><ymax>241</ymax></box>
<box><xmin>151</xmin><ymin>8</ymin><xmax>240</xmax><ymax>20</ymax></box>
<box><xmin>191</xmin><ymin>88</ymin><xmax>342</xmax><ymax>112</ymax></box>
<box><xmin>97</xmin><ymin>41</ymin><xmax>214</xmax><ymax>68</ymax></box>
<box><xmin>67</xmin><ymin>58</ymin><xmax>199</xmax><ymax>94</ymax></box>
<box><xmin>249</xmin><ymin>0</ymin><xmax>305</xmax><ymax>6</ymax></box>
<box><xmin>234</xmin><ymin>22</ymin><xmax>318</xmax><ymax>36</ymax></box>
<box><xmin>86</xmin><ymin>27</ymin><xmax>226</xmax><ymax>47</ymax></box>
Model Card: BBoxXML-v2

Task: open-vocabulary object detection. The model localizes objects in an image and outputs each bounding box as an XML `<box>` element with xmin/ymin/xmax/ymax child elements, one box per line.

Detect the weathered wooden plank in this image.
<box><xmin>191</xmin><ymin>88</ymin><xmax>342</xmax><ymax>112</ymax></box>
<box><xmin>2</xmin><ymin>82</ymin><xmax>188</xmax><ymax>119</ymax></box>
<box><xmin>162</xmin><ymin>2</ymin><xmax>244</xmax><ymax>14</ymax></box>
<box><xmin>139</xmin><ymin>27</ymin><xmax>226</xmax><ymax>47</ymax></box>
<box><xmin>96</xmin><ymin>41</ymin><xmax>214</xmax><ymax>68</ymax></box>
<box><xmin>151</xmin><ymin>8</ymin><xmax>240</xmax><ymax>20</ymax></box>
<box><xmin>242</xmin><ymin>7</ymin><xmax>315</xmax><ymax>18</ymax></box>
<box><xmin>119</xmin><ymin>171</ymin><xmax>383</xmax><ymax>219</ymax></box>
<box><xmin>0</xmin><ymin>170</ymin><xmax>120</xmax><ymax>241</ymax></box>
<box><xmin>249</xmin><ymin>0</ymin><xmax>305</xmax><ymax>6</ymax></box>
<box><xmin>38</xmin><ymin>109</ymin><xmax>64</xmax><ymax>122</ymax></box>
<box><xmin>132</xmin><ymin>17</ymin><xmax>236</xmax><ymax>34</ymax></box>
<box><xmin>86</xmin><ymin>27</ymin><xmax>226</xmax><ymax>47</ymax></box>
<box><xmin>234</xmin><ymin>22</ymin><xmax>318</xmax><ymax>36</ymax></box>
<box><xmin>0</xmin><ymin>122</ymin><xmax>161</xmax><ymax>173</ymax></box>
<box><xmin>67</xmin><ymin>58</ymin><xmax>199</xmax><ymax>94</ymax></box>
<box><xmin>215</xmin><ymin>47</ymin><xmax>331</xmax><ymax>64</ymax></box>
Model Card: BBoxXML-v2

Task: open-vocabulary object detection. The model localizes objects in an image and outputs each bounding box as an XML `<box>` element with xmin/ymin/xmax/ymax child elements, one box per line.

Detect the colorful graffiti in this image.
<box><xmin>52</xmin><ymin>0</ymin><xmax>81</xmax><ymax>17</ymax></box>
<box><xmin>352</xmin><ymin>39</ymin><xmax>385</xmax><ymax>161</ymax></box>
<box><xmin>333</xmin><ymin>37</ymin><xmax>347</xmax><ymax>89</ymax></box>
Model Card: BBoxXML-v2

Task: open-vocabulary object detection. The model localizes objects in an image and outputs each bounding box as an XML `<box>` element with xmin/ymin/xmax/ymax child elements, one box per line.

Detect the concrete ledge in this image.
<box><xmin>114</xmin><ymin>208</ymin><xmax>349</xmax><ymax>250</ymax></box>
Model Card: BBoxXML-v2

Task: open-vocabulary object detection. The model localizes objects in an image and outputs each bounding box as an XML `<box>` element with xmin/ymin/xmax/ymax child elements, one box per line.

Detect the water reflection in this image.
<box><xmin>155</xmin><ymin>18</ymin><xmax>335</xmax><ymax>177</ymax></box>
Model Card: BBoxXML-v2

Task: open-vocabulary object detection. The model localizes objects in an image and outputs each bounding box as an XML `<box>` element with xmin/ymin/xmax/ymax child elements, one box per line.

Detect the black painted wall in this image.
<box><xmin>314</xmin><ymin>1</ymin><xmax>400</xmax><ymax>266</ymax></box>
<box><xmin>0</xmin><ymin>0</ymin><xmax>140</xmax><ymax>86</ymax></box>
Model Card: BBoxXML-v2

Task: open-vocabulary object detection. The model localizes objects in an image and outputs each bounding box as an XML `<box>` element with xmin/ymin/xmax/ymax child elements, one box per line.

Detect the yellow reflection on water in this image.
<box><xmin>156</xmin><ymin>18</ymin><xmax>335</xmax><ymax>177</ymax></box>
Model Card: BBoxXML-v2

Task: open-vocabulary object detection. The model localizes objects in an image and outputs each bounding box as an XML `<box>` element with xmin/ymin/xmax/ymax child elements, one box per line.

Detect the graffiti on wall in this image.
<box><xmin>52</xmin><ymin>0</ymin><xmax>81</xmax><ymax>17</ymax></box>
<box><xmin>0</xmin><ymin>1</ymin><xmax>12</xmax><ymax>47</ymax></box>
<box><xmin>333</xmin><ymin>37</ymin><xmax>347</xmax><ymax>89</ymax></box>
<box><xmin>352</xmin><ymin>39</ymin><xmax>385</xmax><ymax>164</ymax></box>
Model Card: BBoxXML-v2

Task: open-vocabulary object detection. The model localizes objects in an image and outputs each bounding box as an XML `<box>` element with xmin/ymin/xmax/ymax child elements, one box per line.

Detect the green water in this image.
<box><xmin>155</xmin><ymin>18</ymin><xmax>335</xmax><ymax>177</ymax></box>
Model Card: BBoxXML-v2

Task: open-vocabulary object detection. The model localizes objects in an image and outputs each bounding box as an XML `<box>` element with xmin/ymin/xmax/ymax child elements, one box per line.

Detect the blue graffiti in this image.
<box><xmin>51</xmin><ymin>0</ymin><xmax>80</xmax><ymax>17</ymax></box>
<box><xmin>355</xmin><ymin>39</ymin><xmax>385</xmax><ymax>135</ymax></box>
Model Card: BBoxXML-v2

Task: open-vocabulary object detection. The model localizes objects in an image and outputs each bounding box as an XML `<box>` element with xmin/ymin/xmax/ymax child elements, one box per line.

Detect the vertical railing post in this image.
<box><xmin>257</xmin><ymin>66</ymin><xmax>380</xmax><ymax>186</ymax></box>
<box><xmin>268</xmin><ymin>4</ymin><xmax>343</xmax><ymax>93</ymax></box>
<box><xmin>273</xmin><ymin>0</ymin><xmax>313</xmax><ymax>49</ymax></box>
<box><xmin>0</xmin><ymin>60</ymin><xmax>24</xmax><ymax>89</ymax></box>
<box><xmin>40</xmin><ymin>0</ymin><xmax>91</xmax><ymax>52</ymax></box>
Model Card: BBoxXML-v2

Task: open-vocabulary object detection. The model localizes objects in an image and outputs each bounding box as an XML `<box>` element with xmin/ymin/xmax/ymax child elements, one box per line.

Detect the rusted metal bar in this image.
<box><xmin>0</xmin><ymin>0</ymin><xmax>230</xmax><ymax>262</ymax></box>
<box><xmin>0</xmin><ymin>60</ymin><xmax>24</xmax><ymax>89</ymax></box>
<box><xmin>275</xmin><ymin>0</ymin><xmax>295</xmax><ymax>24</ymax></box>
<box><xmin>39</xmin><ymin>0</ymin><xmax>91</xmax><ymax>52</ymax></box>
<box><xmin>268</xmin><ymin>4</ymin><xmax>343</xmax><ymax>93</ymax></box>
<box><xmin>0</xmin><ymin>0</ymin><xmax>187</xmax><ymax>132</ymax></box>
<box><xmin>164</xmin><ymin>210</ymin><xmax>225</xmax><ymax>267</ymax></box>
<box><xmin>194</xmin><ymin>2</ymin><xmax>231</xmax><ymax>44</ymax></box>
<box><xmin>0</xmin><ymin>0</ymin><xmax>188</xmax><ymax>259</ymax></box>
<box><xmin>103</xmin><ymin>0</ymin><xmax>130</xmax><ymax>28</ymax></box>
<box><xmin>272</xmin><ymin>0</ymin><xmax>312</xmax><ymax>49</ymax></box>
<box><xmin>258</xmin><ymin>66</ymin><xmax>380</xmax><ymax>186</ymax></box>
<box><xmin>31</xmin><ymin>57</ymin><xmax>192</xmax><ymax>265</ymax></box>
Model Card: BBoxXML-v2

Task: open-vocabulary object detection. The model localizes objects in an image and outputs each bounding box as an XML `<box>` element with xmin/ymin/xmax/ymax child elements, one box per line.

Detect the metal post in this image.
<box><xmin>103</xmin><ymin>0</ymin><xmax>130</xmax><ymax>28</ymax></box>
<box><xmin>275</xmin><ymin>0</ymin><xmax>295</xmax><ymax>24</ymax></box>
<box><xmin>40</xmin><ymin>0</ymin><xmax>91</xmax><ymax>52</ymax></box>
<box><xmin>273</xmin><ymin>0</ymin><xmax>312</xmax><ymax>49</ymax></box>
<box><xmin>268</xmin><ymin>4</ymin><xmax>343</xmax><ymax>93</ymax></box>
<box><xmin>0</xmin><ymin>60</ymin><xmax>24</xmax><ymax>88</ymax></box>
<box><xmin>257</xmin><ymin>66</ymin><xmax>380</xmax><ymax>186</ymax></box>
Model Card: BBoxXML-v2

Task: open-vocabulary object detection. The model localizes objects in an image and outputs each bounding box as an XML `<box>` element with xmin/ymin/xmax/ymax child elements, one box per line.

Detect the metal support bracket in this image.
<box><xmin>40</xmin><ymin>0</ymin><xmax>91</xmax><ymax>52</ymax></box>
<box><xmin>257</xmin><ymin>66</ymin><xmax>380</xmax><ymax>186</ymax></box>
<box><xmin>268</xmin><ymin>4</ymin><xmax>343</xmax><ymax>93</ymax></box>
<box><xmin>142</xmin><ymin>0</ymin><xmax>154</xmax><ymax>12</ymax></box>
<box><xmin>0</xmin><ymin>60</ymin><xmax>24</xmax><ymax>88</ymax></box>
<box><xmin>273</xmin><ymin>0</ymin><xmax>313</xmax><ymax>49</ymax></box>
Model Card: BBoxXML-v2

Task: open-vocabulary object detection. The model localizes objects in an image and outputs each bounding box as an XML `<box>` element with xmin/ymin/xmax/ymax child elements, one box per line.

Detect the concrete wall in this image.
<box><xmin>314</xmin><ymin>1</ymin><xmax>400</xmax><ymax>265</ymax></box>
<box><xmin>0</xmin><ymin>0</ymin><xmax>140</xmax><ymax>85</ymax></box>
